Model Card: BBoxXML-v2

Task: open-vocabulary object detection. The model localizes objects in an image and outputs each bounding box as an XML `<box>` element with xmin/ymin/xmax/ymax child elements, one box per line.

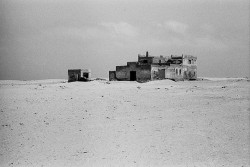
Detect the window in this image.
<box><xmin>142</xmin><ymin>60</ymin><xmax>148</xmax><ymax>63</ymax></box>
<box><xmin>176</xmin><ymin>69</ymin><xmax>178</xmax><ymax>75</ymax></box>
<box><xmin>188</xmin><ymin>60</ymin><xmax>192</xmax><ymax>64</ymax></box>
<box><xmin>179</xmin><ymin>69</ymin><xmax>181</xmax><ymax>75</ymax></box>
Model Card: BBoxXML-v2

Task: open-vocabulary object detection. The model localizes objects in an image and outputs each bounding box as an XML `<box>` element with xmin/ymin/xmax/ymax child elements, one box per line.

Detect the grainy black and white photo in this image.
<box><xmin>0</xmin><ymin>0</ymin><xmax>249</xmax><ymax>166</ymax></box>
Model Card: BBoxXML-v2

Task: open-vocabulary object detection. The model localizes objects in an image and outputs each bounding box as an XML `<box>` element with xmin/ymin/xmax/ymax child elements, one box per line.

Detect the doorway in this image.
<box><xmin>130</xmin><ymin>71</ymin><xmax>136</xmax><ymax>81</ymax></box>
<box><xmin>159</xmin><ymin>69</ymin><xmax>165</xmax><ymax>79</ymax></box>
<box><xmin>83</xmin><ymin>73</ymin><xmax>89</xmax><ymax>79</ymax></box>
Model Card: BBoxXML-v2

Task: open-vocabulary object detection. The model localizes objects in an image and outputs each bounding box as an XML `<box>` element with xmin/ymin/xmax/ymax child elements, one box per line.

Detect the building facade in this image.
<box><xmin>109</xmin><ymin>52</ymin><xmax>197</xmax><ymax>81</ymax></box>
<box><xmin>68</xmin><ymin>69</ymin><xmax>91</xmax><ymax>82</ymax></box>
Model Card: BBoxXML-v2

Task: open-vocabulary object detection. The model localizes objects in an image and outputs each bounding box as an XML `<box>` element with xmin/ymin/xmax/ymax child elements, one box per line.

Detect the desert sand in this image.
<box><xmin>0</xmin><ymin>78</ymin><xmax>249</xmax><ymax>167</ymax></box>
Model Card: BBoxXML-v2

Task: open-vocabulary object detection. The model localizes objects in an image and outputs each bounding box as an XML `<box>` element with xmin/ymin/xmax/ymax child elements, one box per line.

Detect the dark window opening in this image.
<box><xmin>142</xmin><ymin>60</ymin><xmax>148</xmax><ymax>63</ymax></box>
<box><xmin>188</xmin><ymin>60</ymin><xmax>192</xmax><ymax>64</ymax></box>
<box><xmin>83</xmin><ymin>73</ymin><xmax>89</xmax><ymax>78</ymax></box>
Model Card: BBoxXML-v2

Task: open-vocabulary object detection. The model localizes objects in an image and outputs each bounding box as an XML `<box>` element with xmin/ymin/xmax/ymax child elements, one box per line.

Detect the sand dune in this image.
<box><xmin>0</xmin><ymin>78</ymin><xmax>249</xmax><ymax>167</ymax></box>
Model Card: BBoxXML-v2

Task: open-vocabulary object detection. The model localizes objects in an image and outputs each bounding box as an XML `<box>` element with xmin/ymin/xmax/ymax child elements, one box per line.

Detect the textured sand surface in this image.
<box><xmin>0</xmin><ymin>78</ymin><xmax>249</xmax><ymax>167</ymax></box>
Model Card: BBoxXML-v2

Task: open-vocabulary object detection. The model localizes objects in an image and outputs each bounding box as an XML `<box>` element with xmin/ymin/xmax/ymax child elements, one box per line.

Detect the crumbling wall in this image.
<box><xmin>152</xmin><ymin>56</ymin><xmax>168</xmax><ymax>64</ymax></box>
<box><xmin>182</xmin><ymin>55</ymin><xmax>197</xmax><ymax>80</ymax></box>
<box><xmin>183</xmin><ymin>65</ymin><xmax>197</xmax><ymax>80</ymax></box>
<box><xmin>151</xmin><ymin>65</ymin><xmax>168</xmax><ymax>80</ymax></box>
<box><xmin>138</xmin><ymin>54</ymin><xmax>154</xmax><ymax>65</ymax></box>
<box><xmin>81</xmin><ymin>69</ymin><xmax>91</xmax><ymax>79</ymax></box>
<box><xmin>182</xmin><ymin>55</ymin><xmax>197</xmax><ymax>66</ymax></box>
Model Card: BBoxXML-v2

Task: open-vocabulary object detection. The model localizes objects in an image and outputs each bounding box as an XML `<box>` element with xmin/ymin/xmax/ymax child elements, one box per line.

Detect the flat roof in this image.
<box><xmin>68</xmin><ymin>69</ymin><xmax>91</xmax><ymax>72</ymax></box>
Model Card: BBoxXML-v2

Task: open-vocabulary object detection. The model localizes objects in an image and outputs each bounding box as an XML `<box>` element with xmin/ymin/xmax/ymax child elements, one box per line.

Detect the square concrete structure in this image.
<box><xmin>68</xmin><ymin>69</ymin><xmax>91</xmax><ymax>82</ymax></box>
<box><xmin>109</xmin><ymin>52</ymin><xmax>197</xmax><ymax>81</ymax></box>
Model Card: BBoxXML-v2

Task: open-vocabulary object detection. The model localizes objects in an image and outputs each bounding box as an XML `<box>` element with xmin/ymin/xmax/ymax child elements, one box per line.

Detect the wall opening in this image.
<box><xmin>130</xmin><ymin>71</ymin><xmax>136</xmax><ymax>81</ymax></box>
<box><xmin>83</xmin><ymin>73</ymin><xmax>89</xmax><ymax>78</ymax></box>
<box><xmin>159</xmin><ymin>69</ymin><xmax>165</xmax><ymax>79</ymax></box>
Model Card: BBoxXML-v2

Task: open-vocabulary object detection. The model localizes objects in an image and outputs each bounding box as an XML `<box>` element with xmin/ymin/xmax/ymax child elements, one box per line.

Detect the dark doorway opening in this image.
<box><xmin>130</xmin><ymin>71</ymin><xmax>136</xmax><ymax>81</ymax></box>
<box><xmin>83</xmin><ymin>73</ymin><xmax>89</xmax><ymax>78</ymax></box>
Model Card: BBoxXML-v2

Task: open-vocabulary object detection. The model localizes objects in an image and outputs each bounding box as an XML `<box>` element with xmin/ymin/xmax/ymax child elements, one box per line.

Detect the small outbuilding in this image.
<box><xmin>68</xmin><ymin>69</ymin><xmax>91</xmax><ymax>82</ymax></box>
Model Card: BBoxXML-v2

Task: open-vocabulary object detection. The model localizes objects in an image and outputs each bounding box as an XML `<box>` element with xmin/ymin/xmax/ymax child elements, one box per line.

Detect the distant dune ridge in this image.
<box><xmin>0</xmin><ymin>78</ymin><xmax>249</xmax><ymax>167</ymax></box>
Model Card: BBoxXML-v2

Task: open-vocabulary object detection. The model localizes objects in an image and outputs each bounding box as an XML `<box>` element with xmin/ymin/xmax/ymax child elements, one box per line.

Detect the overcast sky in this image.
<box><xmin>0</xmin><ymin>0</ymin><xmax>249</xmax><ymax>80</ymax></box>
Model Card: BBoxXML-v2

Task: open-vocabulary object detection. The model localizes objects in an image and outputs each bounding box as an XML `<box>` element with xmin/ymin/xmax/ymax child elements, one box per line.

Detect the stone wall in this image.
<box><xmin>115</xmin><ymin>63</ymin><xmax>151</xmax><ymax>81</ymax></box>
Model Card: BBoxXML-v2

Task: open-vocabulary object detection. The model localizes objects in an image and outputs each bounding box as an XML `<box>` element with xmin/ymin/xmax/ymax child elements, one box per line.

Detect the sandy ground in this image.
<box><xmin>0</xmin><ymin>78</ymin><xmax>249</xmax><ymax>167</ymax></box>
